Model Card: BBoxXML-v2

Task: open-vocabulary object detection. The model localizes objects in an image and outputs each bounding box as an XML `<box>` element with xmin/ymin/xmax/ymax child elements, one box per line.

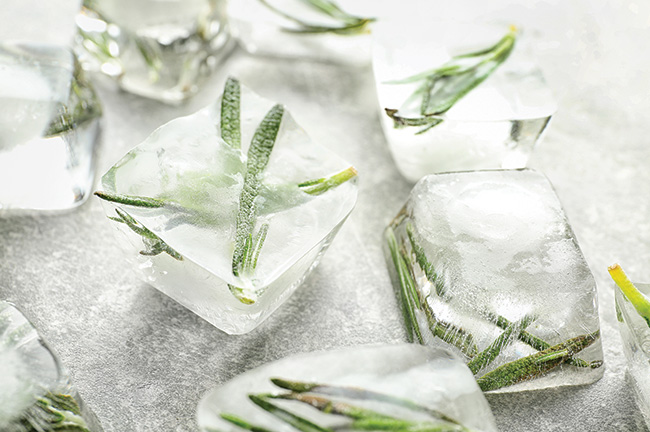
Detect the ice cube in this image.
<box><xmin>0</xmin><ymin>42</ymin><xmax>102</xmax><ymax>212</ymax></box>
<box><xmin>0</xmin><ymin>302</ymin><xmax>102</xmax><ymax>431</ymax></box>
<box><xmin>75</xmin><ymin>0</ymin><xmax>234</xmax><ymax>103</ymax></box>
<box><xmin>383</xmin><ymin>169</ymin><xmax>603</xmax><ymax>392</ymax></box>
<box><xmin>197</xmin><ymin>344</ymin><xmax>498</xmax><ymax>432</ymax></box>
<box><xmin>614</xmin><ymin>279</ymin><xmax>650</xmax><ymax>428</ymax></box>
<box><xmin>228</xmin><ymin>0</ymin><xmax>373</xmax><ymax>66</ymax></box>
<box><xmin>95</xmin><ymin>77</ymin><xmax>358</xmax><ymax>334</ymax></box>
<box><xmin>373</xmin><ymin>20</ymin><xmax>556</xmax><ymax>182</ymax></box>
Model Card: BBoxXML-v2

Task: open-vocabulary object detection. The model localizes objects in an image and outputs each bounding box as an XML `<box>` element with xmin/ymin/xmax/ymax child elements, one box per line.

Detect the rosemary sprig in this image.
<box><xmin>385</xmin><ymin>227</ymin><xmax>478</xmax><ymax>356</ymax></box>
<box><xmin>609</xmin><ymin>263</ymin><xmax>650</xmax><ymax>327</ymax></box>
<box><xmin>258</xmin><ymin>0</ymin><xmax>374</xmax><ymax>35</ymax></box>
<box><xmin>219</xmin><ymin>377</ymin><xmax>475</xmax><ymax>432</ymax></box>
<box><xmin>270</xmin><ymin>378</ymin><xmax>460</xmax><ymax>425</ymax></box>
<box><xmin>108</xmin><ymin>208</ymin><xmax>183</xmax><ymax>260</ymax></box>
<box><xmin>405</xmin><ymin>226</ymin><xmax>598</xmax><ymax>369</ymax></box>
<box><xmin>476</xmin><ymin>330</ymin><xmax>600</xmax><ymax>392</ymax></box>
<box><xmin>19</xmin><ymin>392</ymin><xmax>91</xmax><ymax>432</ymax></box>
<box><xmin>385</xmin><ymin>26</ymin><xmax>517</xmax><ymax>134</ymax></box>
<box><xmin>44</xmin><ymin>60</ymin><xmax>103</xmax><ymax>138</ymax></box>
<box><xmin>467</xmin><ymin>315</ymin><xmax>534</xmax><ymax>375</ymax></box>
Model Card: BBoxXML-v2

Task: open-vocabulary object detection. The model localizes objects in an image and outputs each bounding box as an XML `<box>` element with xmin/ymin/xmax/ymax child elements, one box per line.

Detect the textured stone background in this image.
<box><xmin>1</xmin><ymin>0</ymin><xmax>649</xmax><ymax>431</ymax></box>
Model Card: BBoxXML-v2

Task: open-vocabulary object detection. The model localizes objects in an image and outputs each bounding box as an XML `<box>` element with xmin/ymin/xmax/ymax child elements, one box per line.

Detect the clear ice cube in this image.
<box><xmin>0</xmin><ymin>42</ymin><xmax>102</xmax><ymax>212</ymax></box>
<box><xmin>197</xmin><ymin>344</ymin><xmax>498</xmax><ymax>431</ymax></box>
<box><xmin>75</xmin><ymin>0</ymin><xmax>233</xmax><ymax>103</ymax></box>
<box><xmin>97</xmin><ymin>78</ymin><xmax>358</xmax><ymax>334</ymax></box>
<box><xmin>228</xmin><ymin>0</ymin><xmax>372</xmax><ymax>66</ymax></box>
<box><xmin>0</xmin><ymin>302</ymin><xmax>102</xmax><ymax>431</ymax></box>
<box><xmin>615</xmin><ymin>281</ymin><xmax>650</xmax><ymax>428</ymax></box>
<box><xmin>373</xmin><ymin>20</ymin><xmax>556</xmax><ymax>182</ymax></box>
<box><xmin>384</xmin><ymin>169</ymin><xmax>603</xmax><ymax>392</ymax></box>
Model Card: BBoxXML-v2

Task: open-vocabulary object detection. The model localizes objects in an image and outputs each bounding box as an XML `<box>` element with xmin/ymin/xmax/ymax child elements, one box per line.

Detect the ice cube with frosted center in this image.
<box><xmin>0</xmin><ymin>302</ymin><xmax>102</xmax><ymax>431</ymax></box>
<box><xmin>96</xmin><ymin>78</ymin><xmax>358</xmax><ymax>334</ymax></box>
<box><xmin>373</xmin><ymin>20</ymin><xmax>556</xmax><ymax>182</ymax></box>
<box><xmin>0</xmin><ymin>42</ymin><xmax>102</xmax><ymax>212</ymax></box>
<box><xmin>384</xmin><ymin>169</ymin><xmax>603</xmax><ymax>392</ymax></box>
<box><xmin>197</xmin><ymin>344</ymin><xmax>498</xmax><ymax>431</ymax></box>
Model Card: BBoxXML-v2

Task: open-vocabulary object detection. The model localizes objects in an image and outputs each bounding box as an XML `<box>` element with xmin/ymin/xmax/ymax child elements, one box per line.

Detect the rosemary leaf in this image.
<box><xmin>220</xmin><ymin>413</ymin><xmax>277</xmax><ymax>432</ymax></box>
<box><xmin>248</xmin><ymin>394</ymin><xmax>333</xmax><ymax>432</ymax></box>
<box><xmin>112</xmin><ymin>209</ymin><xmax>183</xmax><ymax>260</ymax></box>
<box><xmin>269</xmin><ymin>392</ymin><xmax>393</xmax><ymax>421</ymax></box>
<box><xmin>476</xmin><ymin>330</ymin><xmax>600</xmax><ymax>392</ymax></box>
<box><xmin>385</xmin><ymin>226</ymin><xmax>424</xmax><ymax>344</ymax></box>
<box><xmin>298</xmin><ymin>166</ymin><xmax>357</xmax><ymax>195</ymax></box>
<box><xmin>232</xmin><ymin>104</ymin><xmax>284</xmax><ymax>278</ymax></box>
<box><xmin>221</xmin><ymin>77</ymin><xmax>241</xmax><ymax>149</ymax></box>
<box><xmin>94</xmin><ymin>191</ymin><xmax>166</xmax><ymax>208</ymax></box>
<box><xmin>467</xmin><ymin>315</ymin><xmax>535</xmax><ymax>375</ymax></box>
<box><xmin>20</xmin><ymin>393</ymin><xmax>91</xmax><ymax>432</ymax></box>
<box><xmin>608</xmin><ymin>263</ymin><xmax>650</xmax><ymax>327</ymax></box>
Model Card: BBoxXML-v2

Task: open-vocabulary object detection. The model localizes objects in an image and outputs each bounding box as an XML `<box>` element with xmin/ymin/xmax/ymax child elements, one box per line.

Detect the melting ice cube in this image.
<box><xmin>197</xmin><ymin>344</ymin><xmax>498</xmax><ymax>432</ymax></box>
<box><xmin>384</xmin><ymin>169</ymin><xmax>603</xmax><ymax>392</ymax></box>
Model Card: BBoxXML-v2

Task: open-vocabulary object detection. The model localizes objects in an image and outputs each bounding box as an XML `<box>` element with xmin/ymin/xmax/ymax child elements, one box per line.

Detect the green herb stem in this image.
<box><xmin>221</xmin><ymin>77</ymin><xmax>241</xmax><ymax>149</ymax></box>
<box><xmin>94</xmin><ymin>191</ymin><xmax>166</xmax><ymax>208</ymax></box>
<box><xmin>476</xmin><ymin>330</ymin><xmax>600</xmax><ymax>391</ymax></box>
<box><xmin>220</xmin><ymin>413</ymin><xmax>277</xmax><ymax>432</ymax></box>
<box><xmin>298</xmin><ymin>166</ymin><xmax>357</xmax><ymax>195</ymax></box>
<box><xmin>467</xmin><ymin>315</ymin><xmax>534</xmax><ymax>375</ymax></box>
<box><xmin>248</xmin><ymin>395</ymin><xmax>333</xmax><ymax>432</ymax></box>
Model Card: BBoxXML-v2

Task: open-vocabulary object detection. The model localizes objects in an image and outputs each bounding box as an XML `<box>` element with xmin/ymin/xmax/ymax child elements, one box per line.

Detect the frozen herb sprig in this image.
<box><xmin>609</xmin><ymin>263</ymin><xmax>650</xmax><ymax>327</ymax></box>
<box><xmin>476</xmin><ymin>330</ymin><xmax>600</xmax><ymax>392</ymax></box>
<box><xmin>219</xmin><ymin>377</ymin><xmax>473</xmax><ymax>432</ymax></box>
<box><xmin>385</xmin><ymin>26</ymin><xmax>517</xmax><ymax>134</ymax></box>
<box><xmin>385</xmin><ymin>226</ymin><xmax>478</xmax><ymax>357</ymax></box>
<box><xmin>18</xmin><ymin>392</ymin><xmax>92</xmax><ymax>432</ymax></box>
<box><xmin>405</xmin><ymin>225</ymin><xmax>599</xmax><ymax>370</ymax></box>
<box><xmin>258</xmin><ymin>0</ymin><xmax>374</xmax><ymax>35</ymax></box>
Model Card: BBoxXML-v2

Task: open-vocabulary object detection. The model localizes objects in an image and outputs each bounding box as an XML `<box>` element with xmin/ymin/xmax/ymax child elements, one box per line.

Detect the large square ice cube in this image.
<box><xmin>75</xmin><ymin>0</ymin><xmax>233</xmax><ymax>103</ymax></box>
<box><xmin>373</xmin><ymin>21</ymin><xmax>556</xmax><ymax>182</ymax></box>
<box><xmin>384</xmin><ymin>169</ymin><xmax>603</xmax><ymax>392</ymax></box>
<box><xmin>0</xmin><ymin>42</ymin><xmax>102</xmax><ymax>212</ymax></box>
<box><xmin>197</xmin><ymin>344</ymin><xmax>498</xmax><ymax>432</ymax></box>
<box><xmin>0</xmin><ymin>302</ymin><xmax>102</xmax><ymax>431</ymax></box>
<box><xmin>95</xmin><ymin>78</ymin><xmax>358</xmax><ymax>334</ymax></box>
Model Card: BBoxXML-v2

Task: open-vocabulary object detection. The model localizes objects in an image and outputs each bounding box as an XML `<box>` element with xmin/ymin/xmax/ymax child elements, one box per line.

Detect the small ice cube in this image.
<box><xmin>373</xmin><ymin>20</ymin><xmax>556</xmax><ymax>182</ymax></box>
<box><xmin>384</xmin><ymin>169</ymin><xmax>603</xmax><ymax>392</ymax></box>
<box><xmin>0</xmin><ymin>302</ymin><xmax>102</xmax><ymax>431</ymax></box>
<box><xmin>96</xmin><ymin>78</ymin><xmax>358</xmax><ymax>334</ymax></box>
<box><xmin>197</xmin><ymin>344</ymin><xmax>498</xmax><ymax>432</ymax></box>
